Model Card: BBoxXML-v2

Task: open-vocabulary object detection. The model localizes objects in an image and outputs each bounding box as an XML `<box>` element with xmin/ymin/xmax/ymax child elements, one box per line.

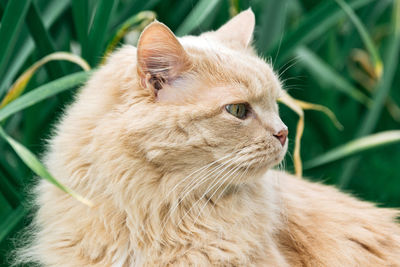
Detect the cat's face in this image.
<box><xmin>118</xmin><ymin>10</ymin><xmax>287</xmax><ymax>184</ymax></box>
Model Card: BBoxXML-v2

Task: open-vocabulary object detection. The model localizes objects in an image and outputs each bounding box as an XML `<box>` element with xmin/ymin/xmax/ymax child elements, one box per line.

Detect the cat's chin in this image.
<box><xmin>248</xmin><ymin>145</ymin><xmax>288</xmax><ymax>179</ymax></box>
<box><xmin>232</xmin><ymin>152</ymin><xmax>287</xmax><ymax>184</ymax></box>
<box><xmin>273</xmin><ymin>145</ymin><xmax>288</xmax><ymax>166</ymax></box>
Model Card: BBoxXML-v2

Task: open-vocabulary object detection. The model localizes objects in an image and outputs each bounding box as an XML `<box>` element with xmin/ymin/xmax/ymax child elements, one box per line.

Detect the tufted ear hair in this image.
<box><xmin>213</xmin><ymin>8</ymin><xmax>255</xmax><ymax>48</ymax></box>
<box><xmin>137</xmin><ymin>21</ymin><xmax>191</xmax><ymax>96</ymax></box>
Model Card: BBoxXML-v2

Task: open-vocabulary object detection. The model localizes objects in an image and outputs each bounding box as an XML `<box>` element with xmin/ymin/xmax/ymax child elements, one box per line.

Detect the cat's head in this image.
<box><xmin>104</xmin><ymin>9</ymin><xmax>287</xmax><ymax>184</ymax></box>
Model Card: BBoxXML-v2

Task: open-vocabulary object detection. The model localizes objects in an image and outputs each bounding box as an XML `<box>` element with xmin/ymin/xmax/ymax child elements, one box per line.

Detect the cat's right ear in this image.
<box><xmin>137</xmin><ymin>22</ymin><xmax>191</xmax><ymax>97</ymax></box>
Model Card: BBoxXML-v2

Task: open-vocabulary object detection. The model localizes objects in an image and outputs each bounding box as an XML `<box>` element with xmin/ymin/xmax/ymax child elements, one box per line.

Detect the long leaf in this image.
<box><xmin>0</xmin><ymin>1</ymin><xmax>69</xmax><ymax>95</ymax></box>
<box><xmin>71</xmin><ymin>0</ymin><xmax>89</xmax><ymax>54</ymax></box>
<box><xmin>0</xmin><ymin>0</ymin><xmax>31</xmax><ymax>81</ymax></box>
<box><xmin>110</xmin><ymin>0</ymin><xmax>162</xmax><ymax>32</ymax></box>
<box><xmin>0</xmin><ymin>127</ymin><xmax>92</xmax><ymax>207</ymax></box>
<box><xmin>86</xmin><ymin>0</ymin><xmax>119</xmax><ymax>65</ymax></box>
<box><xmin>296</xmin><ymin>47</ymin><xmax>372</xmax><ymax>106</ymax></box>
<box><xmin>25</xmin><ymin>1</ymin><xmax>65</xmax><ymax>78</ymax></box>
<box><xmin>268</xmin><ymin>0</ymin><xmax>374</xmax><ymax>67</ymax></box>
<box><xmin>256</xmin><ymin>0</ymin><xmax>288</xmax><ymax>52</ymax></box>
<box><xmin>279</xmin><ymin>90</ymin><xmax>343</xmax><ymax>177</ymax></box>
<box><xmin>334</xmin><ymin>0</ymin><xmax>383</xmax><ymax>77</ymax></box>
<box><xmin>103</xmin><ymin>11</ymin><xmax>156</xmax><ymax>61</ymax></box>
<box><xmin>0</xmin><ymin>169</ymin><xmax>21</xmax><ymax>209</ymax></box>
<box><xmin>305</xmin><ymin>131</ymin><xmax>400</xmax><ymax>169</ymax></box>
<box><xmin>0</xmin><ymin>52</ymin><xmax>90</xmax><ymax>108</ymax></box>
<box><xmin>339</xmin><ymin>0</ymin><xmax>400</xmax><ymax>187</ymax></box>
<box><xmin>0</xmin><ymin>205</ymin><xmax>27</xmax><ymax>243</ymax></box>
<box><xmin>176</xmin><ymin>0</ymin><xmax>223</xmax><ymax>36</ymax></box>
<box><xmin>0</xmin><ymin>71</ymin><xmax>92</xmax><ymax>122</ymax></box>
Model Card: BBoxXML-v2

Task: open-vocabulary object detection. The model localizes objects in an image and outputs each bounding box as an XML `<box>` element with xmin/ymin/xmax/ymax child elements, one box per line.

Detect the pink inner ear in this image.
<box><xmin>136</xmin><ymin>22</ymin><xmax>191</xmax><ymax>92</ymax></box>
<box><xmin>214</xmin><ymin>9</ymin><xmax>255</xmax><ymax>48</ymax></box>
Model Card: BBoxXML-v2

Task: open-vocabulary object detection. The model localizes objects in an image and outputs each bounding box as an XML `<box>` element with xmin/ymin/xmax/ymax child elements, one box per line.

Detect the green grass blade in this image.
<box><xmin>176</xmin><ymin>0</ymin><xmax>223</xmax><ymax>36</ymax></box>
<box><xmin>167</xmin><ymin>0</ymin><xmax>197</xmax><ymax>29</ymax></box>
<box><xmin>0</xmin><ymin>205</ymin><xmax>27</xmax><ymax>243</ymax></box>
<box><xmin>0</xmin><ymin>150</ymin><xmax>24</xmax><ymax>186</ymax></box>
<box><xmin>305</xmin><ymin>131</ymin><xmax>400</xmax><ymax>169</ymax></box>
<box><xmin>334</xmin><ymin>0</ymin><xmax>383</xmax><ymax>77</ymax></box>
<box><xmin>0</xmin><ymin>169</ymin><xmax>21</xmax><ymax>208</ymax></box>
<box><xmin>256</xmin><ymin>0</ymin><xmax>288</xmax><ymax>52</ymax></box>
<box><xmin>143</xmin><ymin>0</ymin><xmax>164</xmax><ymax>10</ymax></box>
<box><xmin>0</xmin><ymin>1</ymin><xmax>69</xmax><ymax>95</ymax></box>
<box><xmin>86</xmin><ymin>0</ymin><xmax>119</xmax><ymax>66</ymax></box>
<box><xmin>110</xmin><ymin>0</ymin><xmax>162</xmax><ymax>32</ymax></box>
<box><xmin>71</xmin><ymin>0</ymin><xmax>89</xmax><ymax>55</ymax></box>
<box><xmin>339</xmin><ymin>0</ymin><xmax>400</xmax><ymax>187</ymax></box>
<box><xmin>0</xmin><ymin>0</ymin><xmax>31</xmax><ymax>82</ymax></box>
<box><xmin>26</xmin><ymin>2</ymin><xmax>65</xmax><ymax>78</ymax></box>
<box><xmin>268</xmin><ymin>0</ymin><xmax>374</xmax><ymax>67</ymax></box>
<box><xmin>0</xmin><ymin>126</ymin><xmax>92</xmax><ymax>207</ymax></box>
<box><xmin>0</xmin><ymin>71</ymin><xmax>92</xmax><ymax>122</ymax></box>
<box><xmin>104</xmin><ymin>11</ymin><xmax>155</xmax><ymax>59</ymax></box>
<box><xmin>0</xmin><ymin>52</ymin><xmax>90</xmax><ymax>108</ymax></box>
<box><xmin>296</xmin><ymin>47</ymin><xmax>372</xmax><ymax>106</ymax></box>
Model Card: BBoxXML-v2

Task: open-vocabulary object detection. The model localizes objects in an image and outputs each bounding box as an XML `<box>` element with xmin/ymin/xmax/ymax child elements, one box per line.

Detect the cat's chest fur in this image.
<box><xmin>132</xmin><ymin>174</ymin><xmax>288</xmax><ymax>266</ymax></box>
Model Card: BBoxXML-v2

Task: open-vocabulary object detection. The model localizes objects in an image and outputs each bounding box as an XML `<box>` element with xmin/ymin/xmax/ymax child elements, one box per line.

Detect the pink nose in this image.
<box><xmin>273</xmin><ymin>129</ymin><xmax>288</xmax><ymax>146</ymax></box>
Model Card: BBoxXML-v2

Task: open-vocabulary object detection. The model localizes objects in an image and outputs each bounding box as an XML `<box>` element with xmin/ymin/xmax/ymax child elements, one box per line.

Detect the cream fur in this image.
<box><xmin>15</xmin><ymin>10</ymin><xmax>400</xmax><ymax>267</ymax></box>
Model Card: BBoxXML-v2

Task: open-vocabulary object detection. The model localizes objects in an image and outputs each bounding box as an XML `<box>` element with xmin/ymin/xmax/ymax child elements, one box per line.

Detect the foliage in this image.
<box><xmin>0</xmin><ymin>0</ymin><xmax>399</xmax><ymax>264</ymax></box>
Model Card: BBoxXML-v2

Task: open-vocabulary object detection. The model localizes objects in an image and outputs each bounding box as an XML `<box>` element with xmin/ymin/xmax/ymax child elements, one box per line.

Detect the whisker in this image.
<box><xmin>192</xmin><ymin>162</ymin><xmax>246</xmax><ymax>226</ymax></box>
<box><xmin>280</xmin><ymin>76</ymin><xmax>306</xmax><ymax>90</ymax></box>
<box><xmin>157</xmin><ymin>152</ymin><xmax>236</xmax><ymax>219</ymax></box>
<box><xmin>278</xmin><ymin>56</ymin><xmax>301</xmax><ymax>79</ymax></box>
<box><xmin>277</xmin><ymin>56</ymin><xmax>297</xmax><ymax>75</ymax></box>
<box><xmin>162</xmin><ymin>152</ymin><xmax>235</xmax><ymax>203</ymax></box>
<box><xmin>231</xmin><ymin>164</ymin><xmax>250</xmax><ymax>198</ymax></box>
<box><xmin>272</xmin><ymin>1</ymin><xmax>289</xmax><ymax>69</ymax></box>
<box><xmin>175</xmin><ymin>154</ymin><xmax>248</xmax><ymax>229</ymax></box>
<box><xmin>177</xmin><ymin>154</ymin><xmax>237</xmax><ymax>204</ymax></box>
<box><xmin>159</xmin><ymin>153</ymin><xmax>240</xmax><ymax>235</ymax></box>
<box><xmin>214</xmin><ymin>163</ymin><xmax>250</xmax><ymax>207</ymax></box>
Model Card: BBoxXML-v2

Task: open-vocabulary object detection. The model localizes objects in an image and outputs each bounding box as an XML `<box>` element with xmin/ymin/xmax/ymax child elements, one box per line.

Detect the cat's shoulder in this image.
<box><xmin>266</xmin><ymin>170</ymin><xmax>400</xmax><ymax>265</ymax></box>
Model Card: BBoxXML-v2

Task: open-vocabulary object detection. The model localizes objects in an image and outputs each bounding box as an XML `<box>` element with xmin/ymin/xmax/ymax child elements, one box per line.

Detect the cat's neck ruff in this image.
<box><xmin>121</xmin><ymin>162</ymin><xmax>282</xmax><ymax>251</ymax></box>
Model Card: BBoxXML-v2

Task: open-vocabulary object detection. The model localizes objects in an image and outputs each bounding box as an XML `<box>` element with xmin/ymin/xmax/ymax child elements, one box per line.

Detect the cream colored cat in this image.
<box><xmin>17</xmin><ymin>9</ymin><xmax>400</xmax><ymax>266</ymax></box>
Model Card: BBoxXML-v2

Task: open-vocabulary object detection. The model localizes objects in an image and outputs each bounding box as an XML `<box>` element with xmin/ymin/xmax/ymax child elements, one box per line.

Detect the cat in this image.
<box><xmin>16</xmin><ymin>9</ymin><xmax>400</xmax><ymax>267</ymax></box>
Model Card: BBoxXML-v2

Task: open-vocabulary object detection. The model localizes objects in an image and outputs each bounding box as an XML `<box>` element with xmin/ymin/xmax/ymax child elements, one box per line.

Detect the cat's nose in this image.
<box><xmin>273</xmin><ymin>128</ymin><xmax>288</xmax><ymax>146</ymax></box>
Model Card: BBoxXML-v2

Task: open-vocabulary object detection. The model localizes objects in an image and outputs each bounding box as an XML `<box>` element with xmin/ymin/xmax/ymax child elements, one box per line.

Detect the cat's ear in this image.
<box><xmin>214</xmin><ymin>8</ymin><xmax>255</xmax><ymax>48</ymax></box>
<box><xmin>137</xmin><ymin>21</ymin><xmax>191</xmax><ymax>95</ymax></box>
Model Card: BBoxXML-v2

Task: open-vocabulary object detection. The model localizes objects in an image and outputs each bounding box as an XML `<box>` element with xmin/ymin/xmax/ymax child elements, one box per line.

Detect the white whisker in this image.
<box><xmin>213</xmin><ymin>163</ymin><xmax>250</xmax><ymax>211</ymax></box>
<box><xmin>278</xmin><ymin>56</ymin><xmax>301</xmax><ymax>79</ymax></box>
<box><xmin>192</xmin><ymin>162</ymin><xmax>246</xmax><ymax>226</ymax></box>
<box><xmin>159</xmin><ymin>152</ymin><xmax>240</xmax><ymax>236</ymax></box>
<box><xmin>162</xmin><ymin>152</ymin><xmax>235</xmax><ymax>203</ymax></box>
<box><xmin>175</xmin><ymin>154</ymin><xmax>248</xmax><ymax>229</ymax></box>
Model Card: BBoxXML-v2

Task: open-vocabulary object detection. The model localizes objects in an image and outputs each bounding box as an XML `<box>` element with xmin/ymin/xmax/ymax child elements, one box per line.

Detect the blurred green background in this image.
<box><xmin>0</xmin><ymin>0</ymin><xmax>399</xmax><ymax>265</ymax></box>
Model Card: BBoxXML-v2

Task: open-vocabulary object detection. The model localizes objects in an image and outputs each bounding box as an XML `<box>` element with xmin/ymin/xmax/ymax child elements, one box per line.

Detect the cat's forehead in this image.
<box><xmin>179</xmin><ymin>35</ymin><xmax>281</xmax><ymax>103</ymax></box>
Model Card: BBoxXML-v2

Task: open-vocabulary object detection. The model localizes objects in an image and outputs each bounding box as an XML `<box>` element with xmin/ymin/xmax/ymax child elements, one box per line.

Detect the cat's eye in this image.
<box><xmin>225</xmin><ymin>103</ymin><xmax>248</xmax><ymax>119</ymax></box>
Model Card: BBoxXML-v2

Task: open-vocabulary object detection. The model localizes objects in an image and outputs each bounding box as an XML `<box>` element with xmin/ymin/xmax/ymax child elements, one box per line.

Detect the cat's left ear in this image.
<box><xmin>137</xmin><ymin>21</ymin><xmax>191</xmax><ymax>96</ymax></box>
<box><xmin>213</xmin><ymin>8</ymin><xmax>255</xmax><ymax>48</ymax></box>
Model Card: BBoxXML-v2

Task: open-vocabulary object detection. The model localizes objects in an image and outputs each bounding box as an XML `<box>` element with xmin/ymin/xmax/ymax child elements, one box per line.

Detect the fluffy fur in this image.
<box><xmin>16</xmin><ymin>10</ymin><xmax>400</xmax><ymax>266</ymax></box>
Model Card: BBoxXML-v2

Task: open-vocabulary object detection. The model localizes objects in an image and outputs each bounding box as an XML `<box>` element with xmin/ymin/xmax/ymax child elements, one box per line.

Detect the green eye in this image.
<box><xmin>225</xmin><ymin>103</ymin><xmax>248</xmax><ymax>119</ymax></box>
